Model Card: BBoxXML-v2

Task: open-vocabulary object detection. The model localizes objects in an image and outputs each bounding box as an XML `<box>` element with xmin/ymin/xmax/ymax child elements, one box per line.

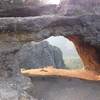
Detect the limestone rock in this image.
<box><xmin>0</xmin><ymin>75</ymin><xmax>37</xmax><ymax>100</ymax></box>
<box><xmin>0</xmin><ymin>0</ymin><xmax>57</xmax><ymax>17</ymax></box>
<box><xmin>0</xmin><ymin>15</ymin><xmax>100</xmax><ymax>46</ymax></box>
<box><xmin>0</xmin><ymin>15</ymin><xmax>100</xmax><ymax>72</ymax></box>
<box><xmin>17</xmin><ymin>41</ymin><xmax>65</xmax><ymax>69</ymax></box>
<box><xmin>30</xmin><ymin>78</ymin><xmax>100</xmax><ymax>100</ymax></box>
<box><xmin>59</xmin><ymin>0</ymin><xmax>100</xmax><ymax>15</ymax></box>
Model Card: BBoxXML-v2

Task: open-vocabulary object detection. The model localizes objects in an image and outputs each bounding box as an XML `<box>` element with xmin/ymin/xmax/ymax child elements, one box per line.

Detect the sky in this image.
<box><xmin>42</xmin><ymin>0</ymin><xmax>60</xmax><ymax>4</ymax></box>
<box><xmin>45</xmin><ymin>36</ymin><xmax>80</xmax><ymax>59</ymax></box>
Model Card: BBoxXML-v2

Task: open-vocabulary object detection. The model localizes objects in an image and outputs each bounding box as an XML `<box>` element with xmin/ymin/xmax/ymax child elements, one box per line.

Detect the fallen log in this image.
<box><xmin>21</xmin><ymin>67</ymin><xmax>100</xmax><ymax>81</ymax></box>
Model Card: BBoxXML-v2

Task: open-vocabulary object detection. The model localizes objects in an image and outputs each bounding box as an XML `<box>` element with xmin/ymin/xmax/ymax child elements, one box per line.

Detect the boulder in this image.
<box><xmin>17</xmin><ymin>41</ymin><xmax>65</xmax><ymax>69</ymax></box>
<box><xmin>0</xmin><ymin>42</ymin><xmax>36</xmax><ymax>100</ymax></box>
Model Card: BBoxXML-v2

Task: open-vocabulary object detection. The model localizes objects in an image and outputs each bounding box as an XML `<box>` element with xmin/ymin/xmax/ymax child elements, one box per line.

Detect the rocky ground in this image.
<box><xmin>30</xmin><ymin>77</ymin><xmax>100</xmax><ymax>100</ymax></box>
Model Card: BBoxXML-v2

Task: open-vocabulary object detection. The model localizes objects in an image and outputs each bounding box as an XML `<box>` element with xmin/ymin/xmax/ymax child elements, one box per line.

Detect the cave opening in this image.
<box><xmin>20</xmin><ymin>35</ymin><xmax>100</xmax><ymax>81</ymax></box>
<box><xmin>45</xmin><ymin>36</ymin><xmax>84</xmax><ymax>69</ymax></box>
<box><xmin>19</xmin><ymin>36</ymin><xmax>84</xmax><ymax>70</ymax></box>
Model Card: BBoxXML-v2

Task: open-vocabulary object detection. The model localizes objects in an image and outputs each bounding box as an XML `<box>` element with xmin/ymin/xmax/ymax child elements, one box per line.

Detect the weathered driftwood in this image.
<box><xmin>21</xmin><ymin>67</ymin><xmax>100</xmax><ymax>81</ymax></box>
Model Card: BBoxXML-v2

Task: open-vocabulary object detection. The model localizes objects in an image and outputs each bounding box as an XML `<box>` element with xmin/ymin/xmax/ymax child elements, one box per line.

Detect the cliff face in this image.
<box><xmin>0</xmin><ymin>0</ymin><xmax>100</xmax><ymax>100</ymax></box>
<box><xmin>0</xmin><ymin>15</ymin><xmax>100</xmax><ymax>72</ymax></box>
<box><xmin>1</xmin><ymin>0</ymin><xmax>100</xmax><ymax>17</ymax></box>
<box><xmin>68</xmin><ymin>35</ymin><xmax>100</xmax><ymax>72</ymax></box>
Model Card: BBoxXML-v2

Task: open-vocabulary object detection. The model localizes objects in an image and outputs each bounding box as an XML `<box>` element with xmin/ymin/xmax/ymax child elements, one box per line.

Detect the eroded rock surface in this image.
<box><xmin>59</xmin><ymin>0</ymin><xmax>100</xmax><ymax>15</ymax></box>
<box><xmin>0</xmin><ymin>0</ymin><xmax>100</xmax><ymax>100</ymax></box>
<box><xmin>0</xmin><ymin>42</ymin><xmax>36</xmax><ymax>100</ymax></box>
<box><xmin>0</xmin><ymin>0</ymin><xmax>57</xmax><ymax>17</ymax></box>
<box><xmin>0</xmin><ymin>75</ymin><xmax>36</xmax><ymax>100</ymax></box>
<box><xmin>0</xmin><ymin>15</ymin><xmax>99</xmax><ymax>72</ymax></box>
<box><xmin>0</xmin><ymin>15</ymin><xmax>100</xmax><ymax>44</ymax></box>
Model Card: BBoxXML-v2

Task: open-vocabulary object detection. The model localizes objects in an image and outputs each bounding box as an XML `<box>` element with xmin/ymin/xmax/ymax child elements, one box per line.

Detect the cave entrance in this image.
<box><xmin>19</xmin><ymin>36</ymin><xmax>84</xmax><ymax>70</ymax></box>
<box><xmin>46</xmin><ymin>36</ymin><xmax>84</xmax><ymax>69</ymax></box>
<box><xmin>20</xmin><ymin>36</ymin><xmax>100</xmax><ymax>80</ymax></box>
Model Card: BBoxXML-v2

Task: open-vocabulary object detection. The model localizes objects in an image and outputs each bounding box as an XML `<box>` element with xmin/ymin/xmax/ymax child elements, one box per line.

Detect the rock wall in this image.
<box><xmin>59</xmin><ymin>0</ymin><xmax>100</xmax><ymax>15</ymax></box>
<box><xmin>0</xmin><ymin>42</ymin><xmax>36</xmax><ymax>100</ymax></box>
<box><xmin>29</xmin><ymin>77</ymin><xmax>100</xmax><ymax>100</ymax></box>
<box><xmin>0</xmin><ymin>0</ymin><xmax>57</xmax><ymax>17</ymax></box>
<box><xmin>0</xmin><ymin>15</ymin><xmax>100</xmax><ymax>72</ymax></box>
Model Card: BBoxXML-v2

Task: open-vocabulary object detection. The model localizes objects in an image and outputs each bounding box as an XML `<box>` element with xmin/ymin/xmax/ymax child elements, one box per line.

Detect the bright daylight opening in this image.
<box><xmin>41</xmin><ymin>0</ymin><xmax>61</xmax><ymax>4</ymax></box>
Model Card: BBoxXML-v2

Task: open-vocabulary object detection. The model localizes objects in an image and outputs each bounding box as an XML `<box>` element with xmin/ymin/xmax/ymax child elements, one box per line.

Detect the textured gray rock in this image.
<box><xmin>0</xmin><ymin>42</ymin><xmax>22</xmax><ymax>78</ymax></box>
<box><xmin>0</xmin><ymin>15</ymin><xmax>100</xmax><ymax>73</ymax></box>
<box><xmin>0</xmin><ymin>0</ymin><xmax>100</xmax><ymax>99</ymax></box>
<box><xmin>59</xmin><ymin>0</ymin><xmax>100</xmax><ymax>15</ymax></box>
<box><xmin>17</xmin><ymin>41</ymin><xmax>65</xmax><ymax>69</ymax></box>
<box><xmin>0</xmin><ymin>75</ymin><xmax>37</xmax><ymax>100</ymax></box>
<box><xmin>0</xmin><ymin>5</ymin><xmax>57</xmax><ymax>17</ymax></box>
<box><xmin>0</xmin><ymin>42</ymin><xmax>37</xmax><ymax>100</ymax></box>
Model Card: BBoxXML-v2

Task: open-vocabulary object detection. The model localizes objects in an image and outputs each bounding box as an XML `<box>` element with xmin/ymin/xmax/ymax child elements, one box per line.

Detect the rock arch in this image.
<box><xmin>0</xmin><ymin>1</ymin><xmax>100</xmax><ymax>99</ymax></box>
<box><xmin>0</xmin><ymin>15</ymin><xmax>100</xmax><ymax>74</ymax></box>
